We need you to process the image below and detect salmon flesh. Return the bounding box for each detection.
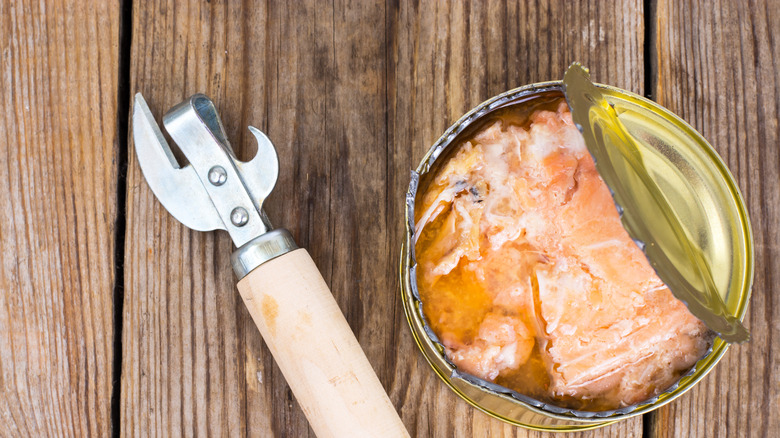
[414,98,712,411]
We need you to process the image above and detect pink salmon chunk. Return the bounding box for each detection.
[414,100,711,410]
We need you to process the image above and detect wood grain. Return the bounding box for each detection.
[123,2,249,436]
[649,0,780,437]
[387,1,645,436]
[124,0,647,437]
[0,1,121,436]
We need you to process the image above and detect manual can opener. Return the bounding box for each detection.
[133,93,409,438]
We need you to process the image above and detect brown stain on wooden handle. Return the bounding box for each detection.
[299,310,312,326]
[261,295,279,336]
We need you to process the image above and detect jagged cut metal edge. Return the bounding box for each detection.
[403,82,715,419]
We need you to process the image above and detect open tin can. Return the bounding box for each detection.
[400,81,753,431]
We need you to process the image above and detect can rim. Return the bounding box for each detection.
[401,80,753,428]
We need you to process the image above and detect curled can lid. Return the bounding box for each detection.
[562,63,749,343]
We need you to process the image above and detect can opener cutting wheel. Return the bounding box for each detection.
[132,93,409,438]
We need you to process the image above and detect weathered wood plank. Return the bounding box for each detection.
[650,0,780,437]
[125,0,397,434]
[0,1,121,436]
[387,1,646,436]
[125,0,647,436]
[124,1,252,436]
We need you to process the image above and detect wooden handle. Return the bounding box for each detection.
[237,248,409,438]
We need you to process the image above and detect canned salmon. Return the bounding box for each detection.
[401,82,753,431]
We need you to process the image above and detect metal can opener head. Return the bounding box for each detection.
[133,93,297,278]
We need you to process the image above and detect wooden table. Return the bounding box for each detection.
[1,1,777,436]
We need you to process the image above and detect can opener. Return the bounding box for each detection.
[132,93,409,437]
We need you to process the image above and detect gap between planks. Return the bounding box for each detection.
[110,0,134,437]
[641,0,657,437]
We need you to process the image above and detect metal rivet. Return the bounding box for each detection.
[208,166,227,186]
[230,207,249,227]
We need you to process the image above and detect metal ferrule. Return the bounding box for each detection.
[231,228,298,279]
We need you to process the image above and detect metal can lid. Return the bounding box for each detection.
[563,63,749,343]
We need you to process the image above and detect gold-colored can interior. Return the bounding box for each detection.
[400,82,753,431]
